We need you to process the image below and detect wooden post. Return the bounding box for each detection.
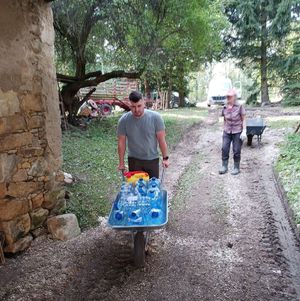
[57,82,69,131]
[164,91,168,110]
[0,232,5,264]
[295,122,300,134]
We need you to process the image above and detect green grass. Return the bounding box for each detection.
[62,117,120,229]
[276,134,300,224]
[282,106,300,112]
[171,151,228,220]
[161,108,207,149]
[62,108,207,229]
[171,153,203,209]
[267,116,300,129]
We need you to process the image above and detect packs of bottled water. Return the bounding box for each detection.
[114,177,163,225]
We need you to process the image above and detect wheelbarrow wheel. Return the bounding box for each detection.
[134,231,145,267]
[247,134,253,146]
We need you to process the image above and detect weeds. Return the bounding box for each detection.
[276,134,300,224]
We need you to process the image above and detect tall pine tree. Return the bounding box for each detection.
[224,0,293,105]
[282,41,300,106]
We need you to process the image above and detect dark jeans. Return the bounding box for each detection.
[222,132,242,163]
[128,157,159,178]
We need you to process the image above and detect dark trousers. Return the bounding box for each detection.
[222,132,242,163]
[128,157,159,178]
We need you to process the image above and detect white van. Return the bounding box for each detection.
[207,76,232,106]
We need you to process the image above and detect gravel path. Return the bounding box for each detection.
[1,109,300,301]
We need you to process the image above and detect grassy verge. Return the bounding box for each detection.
[171,151,228,220]
[171,153,203,209]
[276,133,300,224]
[267,115,299,129]
[282,106,300,112]
[160,108,207,149]
[270,115,300,224]
[62,108,207,229]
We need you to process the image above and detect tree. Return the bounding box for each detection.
[224,0,294,105]
[53,0,225,120]
[53,0,192,121]
[281,41,300,106]
[139,0,226,107]
[275,4,300,106]
[52,0,142,122]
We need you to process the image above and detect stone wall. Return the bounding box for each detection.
[0,0,64,253]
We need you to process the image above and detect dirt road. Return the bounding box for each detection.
[1,109,300,301]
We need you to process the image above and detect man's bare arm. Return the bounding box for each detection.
[118,135,126,170]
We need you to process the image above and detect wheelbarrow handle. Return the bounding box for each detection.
[120,169,125,182]
[160,167,166,189]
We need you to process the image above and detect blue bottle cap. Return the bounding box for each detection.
[131,209,141,218]
[115,211,123,220]
[147,189,156,198]
[151,209,160,218]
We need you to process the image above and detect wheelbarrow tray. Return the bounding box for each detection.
[246,118,266,136]
[108,190,168,231]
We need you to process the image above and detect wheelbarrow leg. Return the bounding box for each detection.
[247,134,253,146]
[134,231,146,267]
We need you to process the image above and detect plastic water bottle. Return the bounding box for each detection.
[149,177,160,189]
[150,208,160,218]
[137,178,147,187]
[131,216,143,224]
[121,182,127,192]
[131,209,141,218]
[117,193,126,211]
[147,188,156,199]
[149,182,160,197]
[136,182,147,196]
[115,210,124,220]
[147,188,159,208]
[118,183,127,210]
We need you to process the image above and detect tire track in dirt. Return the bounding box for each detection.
[254,137,300,296]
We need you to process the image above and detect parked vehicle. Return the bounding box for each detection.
[80,78,138,115]
[207,76,232,106]
[169,92,191,108]
[77,99,99,118]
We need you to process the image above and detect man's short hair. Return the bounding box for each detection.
[129,91,143,103]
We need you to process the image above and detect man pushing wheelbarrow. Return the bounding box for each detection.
[108,91,170,267]
[117,91,170,176]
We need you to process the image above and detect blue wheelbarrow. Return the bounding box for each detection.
[246,118,267,147]
[108,170,168,267]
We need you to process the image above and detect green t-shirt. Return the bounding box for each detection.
[117,109,165,160]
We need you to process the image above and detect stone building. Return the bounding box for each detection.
[0,0,65,253]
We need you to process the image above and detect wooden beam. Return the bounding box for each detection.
[295,122,300,134]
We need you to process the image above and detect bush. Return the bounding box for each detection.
[276,133,300,223]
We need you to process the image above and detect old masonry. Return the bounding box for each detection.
[0,0,69,253]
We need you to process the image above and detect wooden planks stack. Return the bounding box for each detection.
[80,78,139,100]
[153,91,168,110]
